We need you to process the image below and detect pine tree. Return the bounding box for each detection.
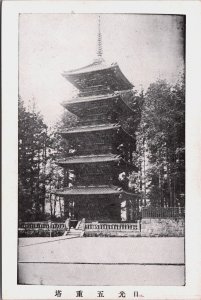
[137,76,185,208]
[18,97,49,221]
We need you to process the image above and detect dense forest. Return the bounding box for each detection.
[18,76,185,221]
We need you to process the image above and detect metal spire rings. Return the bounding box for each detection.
[97,15,103,59]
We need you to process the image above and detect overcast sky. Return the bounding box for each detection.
[19,14,185,125]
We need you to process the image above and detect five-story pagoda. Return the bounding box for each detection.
[55,17,139,224]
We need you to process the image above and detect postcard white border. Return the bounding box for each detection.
[2,1,201,299]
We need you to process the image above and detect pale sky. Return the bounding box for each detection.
[19,14,185,125]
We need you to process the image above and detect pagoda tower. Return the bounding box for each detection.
[55,17,139,224]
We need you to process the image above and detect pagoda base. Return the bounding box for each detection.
[64,195,122,223]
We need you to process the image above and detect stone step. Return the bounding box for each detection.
[68,229,84,236]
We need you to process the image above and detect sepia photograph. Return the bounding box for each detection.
[3,0,201,299]
[17,13,185,286]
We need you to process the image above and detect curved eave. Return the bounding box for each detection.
[114,65,133,90]
[61,93,117,106]
[53,185,136,197]
[62,63,133,92]
[56,154,121,166]
[54,185,123,196]
[59,123,135,142]
[63,60,110,75]
[59,123,120,135]
[115,92,136,116]
[56,156,138,171]
[61,92,135,117]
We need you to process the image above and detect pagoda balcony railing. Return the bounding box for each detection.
[85,222,140,231]
[141,207,185,219]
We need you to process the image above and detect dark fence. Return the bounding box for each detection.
[141,207,185,219]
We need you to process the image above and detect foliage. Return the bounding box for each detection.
[18,100,79,221]
[137,77,185,207]
[18,97,50,221]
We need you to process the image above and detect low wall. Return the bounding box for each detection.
[141,218,185,237]
[84,222,141,237]
[18,228,64,237]
[84,230,141,237]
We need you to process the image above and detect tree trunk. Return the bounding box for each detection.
[167,163,173,207]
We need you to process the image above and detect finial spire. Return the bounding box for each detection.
[97,15,103,59]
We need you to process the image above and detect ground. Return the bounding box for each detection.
[18,236,185,286]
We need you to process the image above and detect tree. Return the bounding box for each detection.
[18,97,49,221]
[137,76,185,207]
[41,109,79,220]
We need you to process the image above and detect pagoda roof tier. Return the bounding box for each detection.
[60,123,119,134]
[61,91,135,117]
[54,185,135,196]
[57,154,120,165]
[63,92,117,104]
[59,123,135,141]
[56,154,135,170]
[62,60,133,94]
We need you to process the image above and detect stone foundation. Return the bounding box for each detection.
[141,218,185,237]
[84,230,141,237]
